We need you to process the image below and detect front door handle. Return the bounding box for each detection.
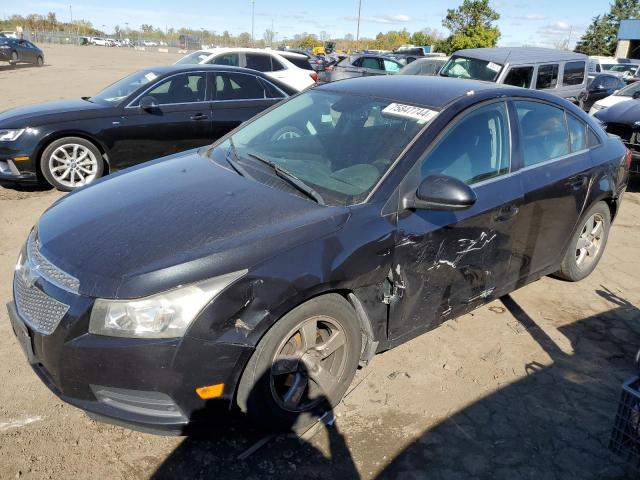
[569,176,588,190]
[190,113,208,121]
[493,204,519,222]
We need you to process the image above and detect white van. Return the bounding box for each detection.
[440,47,588,100]
[588,56,640,73]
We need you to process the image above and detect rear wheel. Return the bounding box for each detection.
[10,50,18,66]
[237,294,361,432]
[40,137,104,191]
[557,201,611,281]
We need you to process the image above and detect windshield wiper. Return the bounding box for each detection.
[224,137,252,179]
[246,152,325,205]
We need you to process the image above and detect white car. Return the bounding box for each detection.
[175,48,316,92]
[90,37,110,46]
[143,40,159,47]
[589,81,640,115]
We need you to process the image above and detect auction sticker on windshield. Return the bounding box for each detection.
[382,103,438,123]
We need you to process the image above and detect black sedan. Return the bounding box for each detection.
[0,65,295,190]
[8,76,629,434]
[0,37,44,66]
[578,73,626,111]
[595,100,640,173]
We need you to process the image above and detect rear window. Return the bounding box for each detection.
[563,61,585,86]
[283,55,313,70]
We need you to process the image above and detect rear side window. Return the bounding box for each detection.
[566,114,587,152]
[420,102,510,184]
[536,64,559,90]
[563,61,585,86]
[259,78,285,98]
[215,72,266,100]
[515,101,570,166]
[383,59,402,72]
[245,53,273,72]
[504,66,534,88]
[284,56,312,70]
[361,57,381,70]
[587,127,601,147]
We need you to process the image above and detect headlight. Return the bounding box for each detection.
[89,270,247,338]
[0,129,25,141]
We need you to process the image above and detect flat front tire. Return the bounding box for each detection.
[557,201,611,281]
[40,137,104,191]
[237,294,361,432]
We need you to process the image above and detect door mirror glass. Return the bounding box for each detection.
[403,174,477,211]
[138,95,159,112]
[633,90,640,99]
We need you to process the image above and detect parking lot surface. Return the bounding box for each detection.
[1,45,639,479]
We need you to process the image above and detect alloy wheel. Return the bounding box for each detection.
[48,143,99,188]
[575,212,605,269]
[270,315,349,412]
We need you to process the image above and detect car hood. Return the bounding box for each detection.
[35,150,350,299]
[595,98,640,123]
[595,96,629,109]
[0,98,111,128]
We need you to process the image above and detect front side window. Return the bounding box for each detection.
[420,102,510,184]
[91,70,161,105]
[146,73,206,104]
[440,56,503,81]
[562,61,585,86]
[218,90,432,205]
[515,101,570,166]
[245,53,272,72]
[383,59,402,73]
[210,53,239,67]
[504,66,534,88]
[536,64,559,89]
[215,72,266,100]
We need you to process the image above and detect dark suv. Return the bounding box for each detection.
[319,54,403,82]
[8,76,629,434]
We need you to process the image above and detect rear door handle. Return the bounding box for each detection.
[569,176,588,190]
[493,204,519,222]
[190,113,208,121]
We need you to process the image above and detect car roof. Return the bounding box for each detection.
[196,47,307,59]
[317,75,519,109]
[452,47,587,65]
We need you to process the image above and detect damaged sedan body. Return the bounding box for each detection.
[7,75,630,434]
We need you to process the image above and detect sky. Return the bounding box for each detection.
[3,0,612,48]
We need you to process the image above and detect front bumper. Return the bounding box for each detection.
[0,143,39,184]
[7,293,254,435]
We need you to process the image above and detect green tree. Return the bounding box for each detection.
[575,0,640,55]
[438,0,500,54]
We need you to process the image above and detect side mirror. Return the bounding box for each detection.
[402,174,477,211]
[633,90,640,100]
[138,95,159,112]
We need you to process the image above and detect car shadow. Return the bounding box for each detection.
[151,362,359,480]
[375,288,639,479]
[0,181,52,192]
[0,63,47,71]
[627,173,640,193]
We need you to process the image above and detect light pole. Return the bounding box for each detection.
[251,0,255,47]
[356,0,362,50]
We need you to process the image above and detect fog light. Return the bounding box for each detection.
[196,383,224,399]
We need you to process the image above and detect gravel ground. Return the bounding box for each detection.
[0,44,639,480]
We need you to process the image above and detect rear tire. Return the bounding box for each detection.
[237,294,361,432]
[40,137,104,191]
[10,50,17,67]
[556,201,610,281]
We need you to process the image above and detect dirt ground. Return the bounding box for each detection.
[1,44,639,480]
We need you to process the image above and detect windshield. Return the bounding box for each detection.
[615,81,640,97]
[609,64,636,74]
[440,56,502,81]
[211,90,434,206]
[175,50,210,65]
[90,70,160,105]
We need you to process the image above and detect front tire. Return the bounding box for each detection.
[36,56,44,66]
[40,137,104,191]
[10,50,18,67]
[557,201,611,281]
[237,294,361,432]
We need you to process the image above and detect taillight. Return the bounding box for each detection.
[310,71,318,82]
[625,148,632,169]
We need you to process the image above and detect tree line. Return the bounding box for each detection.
[575,0,640,56]
[0,0,501,54]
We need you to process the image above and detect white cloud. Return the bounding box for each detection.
[344,14,411,24]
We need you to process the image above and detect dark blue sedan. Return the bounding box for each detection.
[8,76,630,434]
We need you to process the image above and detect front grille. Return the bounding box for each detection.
[27,233,80,293]
[14,271,69,335]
